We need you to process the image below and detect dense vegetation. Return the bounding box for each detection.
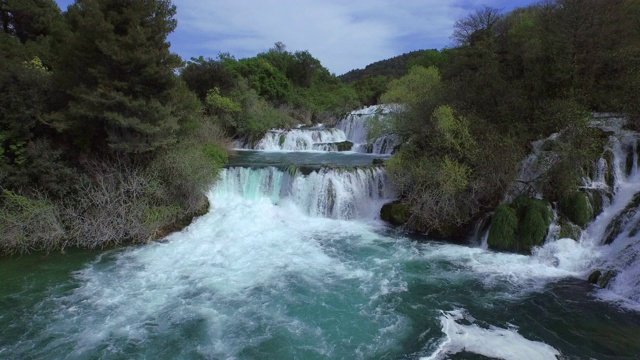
[339,49,449,106]
[377,0,640,240]
[0,1,355,254]
[180,43,359,143]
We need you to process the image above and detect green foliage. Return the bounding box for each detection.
[513,196,553,251]
[181,56,236,101]
[381,66,441,106]
[364,114,392,142]
[380,201,412,226]
[203,143,228,165]
[432,105,475,156]
[437,157,471,195]
[488,197,552,253]
[487,204,518,251]
[0,190,65,254]
[558,218,582,240]
[205,87,242,115]
[340,49,443,84]
[53,0,187,155]
[559,191,594,228]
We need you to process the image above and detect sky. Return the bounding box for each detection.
[54,0,534,75]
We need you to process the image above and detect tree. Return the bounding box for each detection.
[0,0,61,44]
[53,0,188,155]
[452,5,502,46]
[181,56,236,101]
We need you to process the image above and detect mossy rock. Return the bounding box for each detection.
[558,218,582,240]
[585,189,605,219]
[603,193,640,244]
[488,196,553,253]
[279,135,286,146]
[598,270,616,288]
[588,270,602,284]
[335,141,354,152]
[559,191,593,228]
[603,150,615,188]
[372,158,385,165]
[380,200,411,226]
[513,196,554,250]
[487,204,518,251]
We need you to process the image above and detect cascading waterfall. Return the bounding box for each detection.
[248,128,349,151]
[215,166,394,219]
[335,104,400,155]
[579,127,640,304]
[4,113,640,360]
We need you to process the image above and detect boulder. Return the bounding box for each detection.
[380,200,411,226]
[559,191,594,228]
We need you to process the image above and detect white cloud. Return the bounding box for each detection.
[170,0,528,74]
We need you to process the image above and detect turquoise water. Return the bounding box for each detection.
[1,153,639,359]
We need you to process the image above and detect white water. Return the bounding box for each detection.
[511,126,640,307]
[422,309,560,360]
[6,115,640,358]
[216,166,394,219]
[247,128,348,151]
[335,104,401,155]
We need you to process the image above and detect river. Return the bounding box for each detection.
[1,108,639,359]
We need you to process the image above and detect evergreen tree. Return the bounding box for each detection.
[53,0,188,155]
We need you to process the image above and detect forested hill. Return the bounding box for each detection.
[338,49,446,83]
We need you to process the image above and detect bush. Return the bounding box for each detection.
[0,190,66,254]
[559,191,593,228]
[487,204,518,251]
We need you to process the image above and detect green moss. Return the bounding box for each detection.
[487,204,518,251]
[380,200,411,226]
[559,191,593,228]
[286,165,299,176]
[604,193,640,244]
[335,141,354,152]
[588,270,602,284]
[598,270,616,288]
[279,134,286,146]
[603,150,615,188]
[518,206,549,250]
[558,218,582,240]
[585,190,605,218]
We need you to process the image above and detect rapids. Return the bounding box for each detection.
[1,114,640,359]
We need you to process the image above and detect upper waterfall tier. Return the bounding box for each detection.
[335,104,401,155]
[238,128,348,151]
[213,166,395,220]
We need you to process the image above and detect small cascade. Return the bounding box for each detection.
[579,129,640,302]
[336,104,401,155]
[214,166,394,220]
[239,128,348,151]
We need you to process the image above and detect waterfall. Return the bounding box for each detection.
[579,128,640,303]
[214,166,395,220]
[335,104,401,155]
[238,128,348,151]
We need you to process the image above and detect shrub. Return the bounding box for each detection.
[559,191,593,228]
[0,190,66,254]
[487,204,518,251]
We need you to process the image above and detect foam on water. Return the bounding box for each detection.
[20,193,412,358]
[216,166,394,219]
[421,309,560,360]
[243,128,348,151]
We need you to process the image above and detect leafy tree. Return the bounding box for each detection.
[181,56,237,101]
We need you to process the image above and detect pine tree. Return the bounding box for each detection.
[54,0,188,155]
